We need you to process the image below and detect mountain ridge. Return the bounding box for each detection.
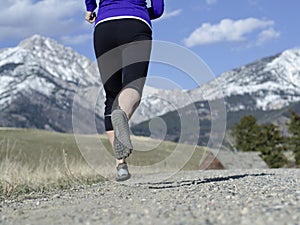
[1,35,300,137]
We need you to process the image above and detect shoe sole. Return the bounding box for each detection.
[116,163,131,182]
[115,173,131,182]
[111,109,133,159]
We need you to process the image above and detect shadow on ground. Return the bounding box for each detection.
[136,173,275,189]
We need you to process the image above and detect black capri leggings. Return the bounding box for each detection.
[94,19,152,131]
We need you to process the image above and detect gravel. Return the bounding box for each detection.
[1,169,299,225]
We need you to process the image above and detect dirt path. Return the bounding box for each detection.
[1,169,299,225]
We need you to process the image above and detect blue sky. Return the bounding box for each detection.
[1,0,299,89]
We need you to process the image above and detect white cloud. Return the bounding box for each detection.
[0,0,86,42]
[159,9,182,20]
[206,0,218,5]
[154,0,182,21]
[257,28,280,45]
[184,17,279,47]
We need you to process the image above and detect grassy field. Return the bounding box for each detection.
[0,128,207,197]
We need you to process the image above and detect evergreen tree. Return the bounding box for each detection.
[257,124,287,168]
[288,111,300,165]
[232,115,260,152]
[233,115,287,168]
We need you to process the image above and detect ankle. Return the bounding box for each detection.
[116,158,125,166]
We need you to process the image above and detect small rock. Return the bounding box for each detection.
[53,194,61,199]
[240,207,249,215]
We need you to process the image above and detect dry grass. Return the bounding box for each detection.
[0,128,207,197]
[0,129,106,197]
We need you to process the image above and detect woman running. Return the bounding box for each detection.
[85,0,164,181]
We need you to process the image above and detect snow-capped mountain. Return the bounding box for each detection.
[191,49,300,111]
[132,48,300,144]
[133,48,300,126]
[133,48,300,128]
[0,35,186,131]
[0,35,105,132]
[1,35,300,134]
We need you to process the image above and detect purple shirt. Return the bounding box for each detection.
[85,0,164,27]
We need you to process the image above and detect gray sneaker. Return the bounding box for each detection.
[116,162,131,182]
[111,109,133,159]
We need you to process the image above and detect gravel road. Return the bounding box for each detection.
[1,169,299,225]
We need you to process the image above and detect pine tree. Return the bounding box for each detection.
[233,115,287,168]
[288,111,300,165]
[232,115,260,152]
[257,124,287,168]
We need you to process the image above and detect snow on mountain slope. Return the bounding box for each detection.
[0,35,105,132]
[0,35,101,108]
[191,48,300,111]
[1,35,300,132]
